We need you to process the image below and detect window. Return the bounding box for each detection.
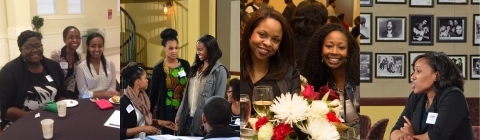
[67,0,82,14]
[37,0,55,15]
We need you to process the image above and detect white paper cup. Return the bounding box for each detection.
[57,101,67,117]
[41,119,54,139]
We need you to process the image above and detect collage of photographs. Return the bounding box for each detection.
[0,0,478,140]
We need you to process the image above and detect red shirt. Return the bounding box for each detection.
[342,22,350,31]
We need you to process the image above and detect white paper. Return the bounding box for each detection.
[35,113,40,118]
[426,112,438,124]
[60,62,68,69]
[104,110,120,129]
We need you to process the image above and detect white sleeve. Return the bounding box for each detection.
[245,6,254,13]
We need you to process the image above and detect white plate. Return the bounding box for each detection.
[63,100,78,107]
[109,98,120,104]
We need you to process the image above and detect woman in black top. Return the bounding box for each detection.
[120,62,177,139]
[390,52,473,140]
[148,28,190,135]
[0,30,67,130]
[226,78,240,132]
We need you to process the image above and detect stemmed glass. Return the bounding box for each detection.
[251,86,274,117]
[240,94,251,129]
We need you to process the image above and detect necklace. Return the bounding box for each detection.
[331,82,345,94]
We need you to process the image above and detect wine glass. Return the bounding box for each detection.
[240,94,251,129]
[252,86,274,117]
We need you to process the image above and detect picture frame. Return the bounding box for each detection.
[360,52,373,82]
[361,0,373,7]
[473,0,480,4]
[438,0,468,4]
[448,55,467,79]
[409,15,434,45]
[409,0,434,7]
[470,55,480,80]
[360,13,373,45]
[408,51,429,83]
[474,14,480,46]
[376,0,407,4]
[375,53,406,78]
[376,16,407,42]
[436,17,467,42]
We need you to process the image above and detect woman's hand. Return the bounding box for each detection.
[400,116,414,135]
[103,91,120,98]
[142,126,159,134]
[396,132,414,140]
[161,120,178,131]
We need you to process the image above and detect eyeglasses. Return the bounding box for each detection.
[22,44,43,52]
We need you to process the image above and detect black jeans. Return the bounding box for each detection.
[181,116,204,137]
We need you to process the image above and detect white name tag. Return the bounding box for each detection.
[178,70,186,77]
[45,75,54,82]
[426,112,438,124]
[234,118,240,125]
[126,104,134,113]
[60,62,68,69]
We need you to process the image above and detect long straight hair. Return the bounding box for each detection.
[189,34,222,78]
[86,33,108,77]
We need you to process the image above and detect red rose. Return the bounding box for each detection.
[272,123,292,140]
[318,84,340,100]
[255,116,269,131]
[301,84,317,100]
[326,111,341,123]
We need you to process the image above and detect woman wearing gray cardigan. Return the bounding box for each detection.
[175,34,230,136]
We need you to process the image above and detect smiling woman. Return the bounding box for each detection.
[240,8,300,116]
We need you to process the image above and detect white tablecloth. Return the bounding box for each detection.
[127,134,203,140]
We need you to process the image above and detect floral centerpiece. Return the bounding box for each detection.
[248,75,353,140]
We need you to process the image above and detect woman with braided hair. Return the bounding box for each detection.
[149,28,190,135]
[120,62,177,139]
[75,33,119,99]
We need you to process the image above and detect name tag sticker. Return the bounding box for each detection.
[126,104,134,113]
[60,62,68,69]
[46,75,54,82]
[178,70,186,77]
[426,112,438,124]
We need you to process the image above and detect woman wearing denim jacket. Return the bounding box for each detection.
[175,34,230,137]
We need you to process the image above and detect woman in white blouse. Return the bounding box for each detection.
[76,33,119,99]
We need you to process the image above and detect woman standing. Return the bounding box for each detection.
[301,23,360,138]
[240,8,300,115]
[175,34,229,136]
[76,33,119,99]
[51,26,82,99]
[149,28,190,135]
[120,62,177,139]
[0,30,67,130]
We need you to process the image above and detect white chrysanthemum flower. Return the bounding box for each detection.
[298,118,340,140]
[270,92,309,126]
[308,100,330,119]
[257,122,274,140]
[328,99,340,107]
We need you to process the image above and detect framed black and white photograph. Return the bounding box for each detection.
[438,0,467,4]
[474,14,480,46]
[376,0,407,4]
[473,0,480,4]
[437,17,467,42]
[409,0,434,7]
[376,17,406,42]
[376,53,406,78]
[360,13,372,45]
[409,15,434,45]
[361,0,373,7]
[408,51,429,83]
[470,55,480,80]
[360,52,373,82]
[448,55,467,79]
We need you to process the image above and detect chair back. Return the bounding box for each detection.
[473,126,479,140]
[360,114,372,139]
[366,118,389,140]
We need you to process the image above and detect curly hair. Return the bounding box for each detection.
[301,23,360,91]
[17,30,41,49]
[289,0,328,37]
[241,8,295,80]
[120,62,145,87]
[412,52,464,93]
[160,28,178,47]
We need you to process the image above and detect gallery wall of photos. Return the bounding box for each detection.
[359,0,479,97]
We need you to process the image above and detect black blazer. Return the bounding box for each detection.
[120,95,138,140]
[282,2,296,23]
[391,86,473,140]
[148,59,190,120]
[0,55,67,129]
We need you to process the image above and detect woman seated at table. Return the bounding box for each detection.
[175,34,229,137]
[0,30,67,130]
[50,26,83,99]
[226,78,240,132]
[390,52,473,140]
[75,33,119,99]
[239,8,300,115]
[120,62,178,139]
[301,23,360,138]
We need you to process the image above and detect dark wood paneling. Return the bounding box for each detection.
[361,97,408,106]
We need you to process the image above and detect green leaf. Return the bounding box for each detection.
[179,78,186,85]
[172,99,180,107]
[171,69,179,77]
[167,90,173,97]
[165,99,171,105]
[321,90,330,101]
